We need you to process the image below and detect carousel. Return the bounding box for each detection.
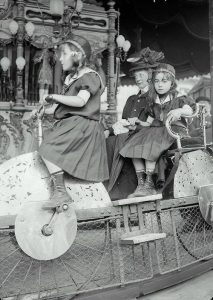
[0,0,213,299]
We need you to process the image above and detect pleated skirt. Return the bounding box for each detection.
[39,116,109,182]
[120,126,182,162]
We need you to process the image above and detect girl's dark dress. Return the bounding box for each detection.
[120,95,194,161]
[39,71,109,182]
[105,91,152,199]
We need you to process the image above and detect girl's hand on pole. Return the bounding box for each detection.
[167,109,182,122]
[44,94,58,104]
[128,117,138,126]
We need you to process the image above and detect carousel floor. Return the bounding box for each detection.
[140,270,213,299]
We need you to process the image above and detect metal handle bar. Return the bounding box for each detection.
[165,103,202,150]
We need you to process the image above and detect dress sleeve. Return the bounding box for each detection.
[177,95,195,110]
[122,96,133,119]
[75,73,101,95]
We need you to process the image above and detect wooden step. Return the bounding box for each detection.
[120,232,166,245]
[113,193,162,206]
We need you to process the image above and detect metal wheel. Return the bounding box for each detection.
[0,218,115,299]
[176,206,213,260]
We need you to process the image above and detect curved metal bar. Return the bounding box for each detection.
[165,104,201,150]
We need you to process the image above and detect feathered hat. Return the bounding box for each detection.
[129,47,165,73]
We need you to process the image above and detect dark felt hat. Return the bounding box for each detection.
[129,47,165,74]
[62,34,91,59]
[154,63,176,78]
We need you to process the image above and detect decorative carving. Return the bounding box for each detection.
[9,113,24,150]
[84,0,103,6]
[0,0,12,20]
[0,115,11,163]
[72,16,107,27]
[26,9,53,21]
[100,111,117,129]
[107,1,117,115]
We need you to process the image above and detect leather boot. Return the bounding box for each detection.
[128,171,146,198]
[42,171,73,209]
[139,172,157,197]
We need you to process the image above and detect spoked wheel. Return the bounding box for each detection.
[0,217,115,299]
[176,205,213,260]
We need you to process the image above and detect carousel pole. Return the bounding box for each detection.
[209,0,213,141]
[106,1,118,126]
[14,0,25,110]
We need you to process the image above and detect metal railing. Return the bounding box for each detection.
[0,198,212,299]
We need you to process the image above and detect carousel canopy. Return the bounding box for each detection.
[102,0,209,80]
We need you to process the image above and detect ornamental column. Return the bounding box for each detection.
[106,1,117,126]
[14,0,25,110]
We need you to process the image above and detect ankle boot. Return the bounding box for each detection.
[139,172,157,197]
[43,171,72,209]
[128,171,146,198]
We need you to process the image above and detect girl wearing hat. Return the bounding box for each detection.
[38,35,109,208]
[105,48,165,200]
[120,63,194,197]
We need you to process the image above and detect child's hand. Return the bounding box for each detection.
[128,125,137,131]
[104,130,110,138]
[135,120,151,127]
[167,109,182,122]
[39,94,49,106]
[128,117,138,126]
[44,94,54,103]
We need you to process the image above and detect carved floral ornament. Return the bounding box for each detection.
[0,0,84,47]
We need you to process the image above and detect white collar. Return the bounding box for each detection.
[155,94,171,104]
[140,85,149,94]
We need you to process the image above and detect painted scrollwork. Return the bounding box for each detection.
[9,112,24,150]
[0,112,27,163]
[0,115,11,163]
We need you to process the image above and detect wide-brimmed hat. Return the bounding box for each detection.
[154,63,175,78]
[129,47,165,74]
[62,34,91,59]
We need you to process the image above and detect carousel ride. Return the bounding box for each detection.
[1,1,213,300]
[1,103,213,300]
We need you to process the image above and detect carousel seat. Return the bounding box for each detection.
[167,136,205,156]
[165,103,208,156]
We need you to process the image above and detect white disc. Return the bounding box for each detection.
[15,202,77,260]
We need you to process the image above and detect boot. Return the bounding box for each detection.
[42,171,73,209]
[128,171,146,198]
[139,172,157,197]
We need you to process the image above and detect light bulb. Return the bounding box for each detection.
[116,35,125,48]
[123,40,131,52]
[25,21,35,37]
[9,20,19,35]
[50,0,64,16]
[0,57,11,72]
[16,57,26,71]
[76,0,83,13]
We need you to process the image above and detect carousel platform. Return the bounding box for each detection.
[140,269,213,300]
